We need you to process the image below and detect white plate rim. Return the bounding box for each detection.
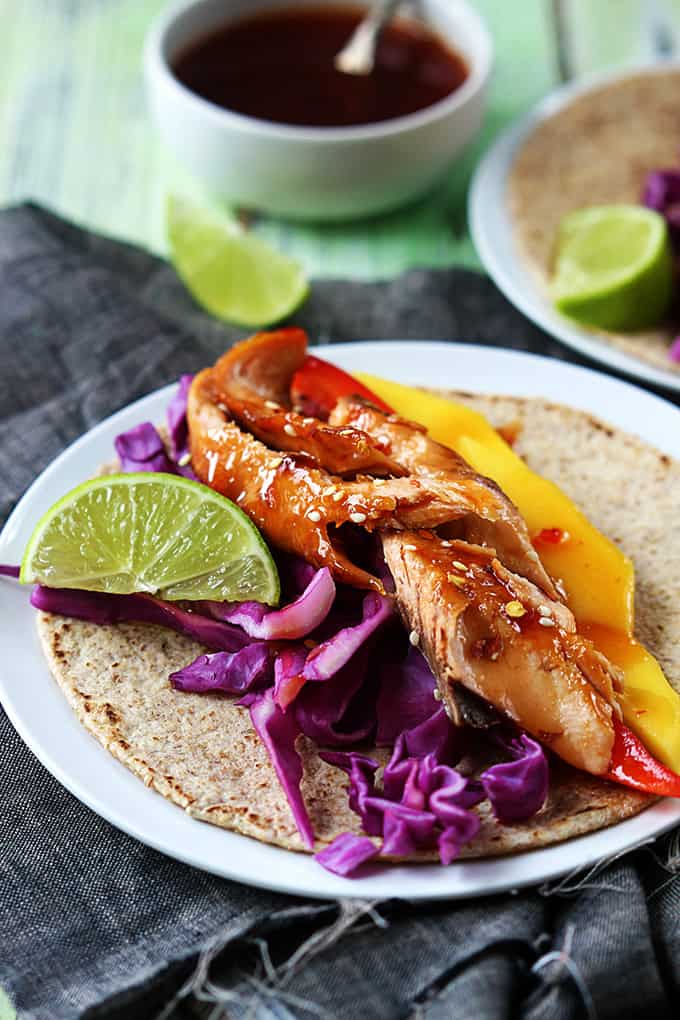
[1,340,679,902]
[469,61,680,394]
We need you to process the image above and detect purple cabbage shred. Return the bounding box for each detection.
[318,709,482,865]
[319,751,380,832]
[114,422,175,474]
[294,648,376,746]
[170,644,273,694]
[315,833,380,877]
[480,733,549,823]
[273,645,308,710]
[438,813,482,866]
[248,689,314,849]
[30,586,247,652]
[166,374,194,460]
[642,169,680,361]
[303,591,393,682]
[376,646,438,745]
[114,375,198,479]
[203,567,336,640]
[642,169,680,248]
[0,565,20,578]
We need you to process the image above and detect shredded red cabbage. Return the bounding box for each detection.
[114,422,176,474]
[166,374,194,459]
[642,170,680,362]
[315,833,380,876]
[273,646,308,710]
[276,553,318,599]
[302,592,393,682]
[30,586,247,652]
[320,751,379,830]
[400,706,455,760]
[294,648,376,747]
[248,688,314,849]
[0,565,20,578]
[317,710,485,870]
[115,376,198,479]
[643,169,680,248]
[202,567,336,640]
[381,813,417,856]
[170,644,273,694]
[480,733,548,822]
[438,813,482,865]
[376,646,438,745]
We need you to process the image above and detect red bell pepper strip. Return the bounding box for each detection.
[290,355,393,419]
[604,717,680,797]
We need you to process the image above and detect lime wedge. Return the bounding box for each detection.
[167,195,308,328]
[552,205,673,331]
[20,473,280,605]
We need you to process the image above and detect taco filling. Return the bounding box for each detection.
[20,329,680,876]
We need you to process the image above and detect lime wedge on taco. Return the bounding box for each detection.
[20,473,280,605]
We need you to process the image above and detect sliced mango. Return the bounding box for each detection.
[357,372,680,771]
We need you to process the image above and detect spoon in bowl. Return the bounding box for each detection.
[334,0,404,75]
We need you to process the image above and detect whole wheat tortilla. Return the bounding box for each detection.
[37,392,678,859]
[507,70,680,374]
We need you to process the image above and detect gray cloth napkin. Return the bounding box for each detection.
[1,203,679,1020]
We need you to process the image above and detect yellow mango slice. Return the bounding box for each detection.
[357,373,680,770]
[358,373,633,629]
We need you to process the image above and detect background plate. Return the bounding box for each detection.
[469,66,680,394]
[1,341,680,901]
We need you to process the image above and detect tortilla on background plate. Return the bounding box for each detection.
[508,70,680,374]
[36,390,680,860]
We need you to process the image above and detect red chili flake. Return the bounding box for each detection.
[533,527,569,547]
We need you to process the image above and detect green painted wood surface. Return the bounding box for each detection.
[0,1,557,278]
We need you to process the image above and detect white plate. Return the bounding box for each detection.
[1,341,679,901]
[469,65,680,394]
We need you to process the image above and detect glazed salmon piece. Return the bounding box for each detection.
[330,397,558,598]
[381,531,620,774]
[188,368,508,590]
[210,329,405,477]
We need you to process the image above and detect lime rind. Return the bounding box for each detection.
[167,195,309,328]
[21,472,280,606]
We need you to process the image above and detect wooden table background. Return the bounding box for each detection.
[0,0,559,278]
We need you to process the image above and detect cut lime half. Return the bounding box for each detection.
[167,195,309,328]
[551,205,673,331]
[20,473,280,605]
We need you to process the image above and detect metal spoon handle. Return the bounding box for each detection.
[334,0,403,76]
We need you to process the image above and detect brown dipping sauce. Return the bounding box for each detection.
[172,4,468,128]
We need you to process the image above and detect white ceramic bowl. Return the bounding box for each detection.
[144,0,493,221]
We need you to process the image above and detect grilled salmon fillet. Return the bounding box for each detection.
[381,531,621,773]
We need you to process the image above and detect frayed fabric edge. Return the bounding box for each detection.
[154,899,388,1020]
